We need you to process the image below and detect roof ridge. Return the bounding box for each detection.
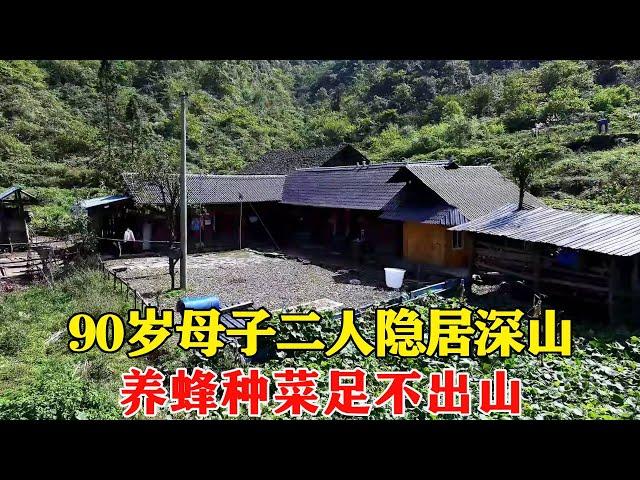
[123,172,285,179]
[406,163,494,168]
[294,161,406,172]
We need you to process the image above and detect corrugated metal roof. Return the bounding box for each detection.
[380,203,468,225]
[282,163,405,211]
[79,194,131,209]
[401,163,545,220]
[450,204,640,257]
[0,186,37,202]
[122,173,285,205]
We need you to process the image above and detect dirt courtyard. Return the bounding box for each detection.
[104,249,405,311]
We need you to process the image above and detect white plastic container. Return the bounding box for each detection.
[384,267,406,289]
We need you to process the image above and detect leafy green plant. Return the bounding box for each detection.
[591,85,634,113]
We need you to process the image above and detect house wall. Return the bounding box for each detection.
[469,233,639,324]
[0,206,28,244]
[402,222,471,267]
[281,205,402,260]
[89,201,288,254]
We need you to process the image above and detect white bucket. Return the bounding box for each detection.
[384,267,406,289]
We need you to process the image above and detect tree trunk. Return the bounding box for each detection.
[518,181,525,210]
[105,93,112,162]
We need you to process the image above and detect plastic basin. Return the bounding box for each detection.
[384,267,406,289]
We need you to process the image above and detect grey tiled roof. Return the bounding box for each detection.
[380,203,468,226]
[122,173,285,205]
[402,163,545,220]
[281,163,405,211]
[450,204,640,256]
[243,143,368,175]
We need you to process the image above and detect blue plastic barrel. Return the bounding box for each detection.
[176,296,221,316]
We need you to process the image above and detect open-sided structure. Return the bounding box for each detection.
[0,186,37,246]
[450,204,640,323]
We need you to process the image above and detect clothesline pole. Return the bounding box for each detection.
[239,196,243,250]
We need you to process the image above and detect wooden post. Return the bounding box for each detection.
[239,195,243,250]
[632,255,640,325]
[467,233,475,273]
[179,92,188,290]
[533,248,542,292]
[608,256,617,324]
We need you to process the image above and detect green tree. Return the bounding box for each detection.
[511,148,540,210]
[542,86,589,120]
[125,94,142,159]
[441,99,464,121]
[591,85,633,113]
[464,83,493,117]
[129,140,180,241]
[97,60,117,163]
[538,60,593,93]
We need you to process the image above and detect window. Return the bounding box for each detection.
[452,231,464,250]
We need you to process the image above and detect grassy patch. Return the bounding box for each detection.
[0,268,139,419]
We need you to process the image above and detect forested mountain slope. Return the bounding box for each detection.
[1,60,640,234]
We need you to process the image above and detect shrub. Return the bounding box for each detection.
[503,102,538,132]
[538,60,593,93]
[444,115,474,147]
[441,99,464,120]
[542,87,590,120]
[480,120,506,137]
[591,85,634,113]
[309,111,356,144]
[464,83,494,117]
[0,360,121,420]
[497,72,539,113]
[415,123,449,152]
[367,124,416,161]
[0,325,28,355]
[426,94,460,123]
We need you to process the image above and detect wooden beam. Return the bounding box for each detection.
[476,261,609,293]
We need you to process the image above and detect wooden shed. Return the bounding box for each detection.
[0,186,37,247]
[450,204,640,324]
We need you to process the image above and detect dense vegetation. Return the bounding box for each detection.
[2,60,639,420]
[0,268,138,419]
[2,60,640,234]
[1,271,638,419]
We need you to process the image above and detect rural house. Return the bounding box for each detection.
[385,161,544,269]
[0,186,37,248]
[243,143,369,175]
[281,162,406,261]
[80,174,286,253]
[122,173,286,251]
[79,146,545,277]
[279,159,544,272]
[450,204,640,323]
[77,194,134,245]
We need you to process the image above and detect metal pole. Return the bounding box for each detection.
[179,92,188,289]
[239,195,243,250]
